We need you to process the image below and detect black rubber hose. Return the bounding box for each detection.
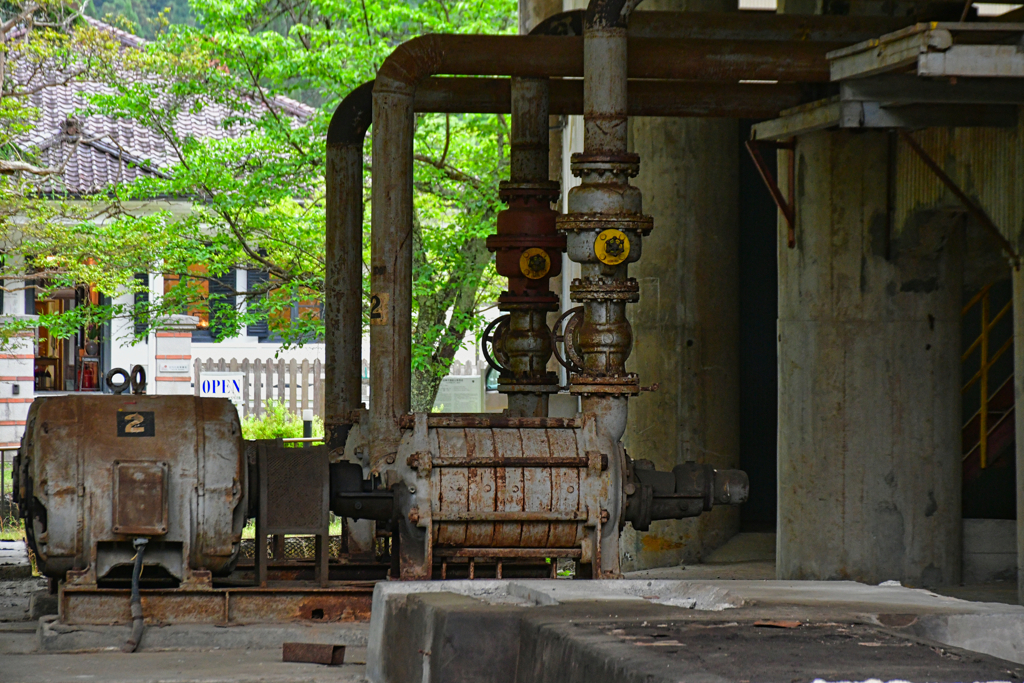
[123,538,148,653]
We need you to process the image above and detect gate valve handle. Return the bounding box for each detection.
[551,306,585,374]
[481,315,512,372]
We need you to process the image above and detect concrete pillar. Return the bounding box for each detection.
[777,130,962,587]
[618,0,741,571]
[154,315,197,395]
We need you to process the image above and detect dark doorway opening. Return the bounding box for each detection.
[737,120,779,532]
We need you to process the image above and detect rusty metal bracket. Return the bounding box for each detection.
[898,130,1020,269]
[745,139,796,248]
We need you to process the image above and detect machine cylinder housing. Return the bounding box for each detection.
[15,395,246,585]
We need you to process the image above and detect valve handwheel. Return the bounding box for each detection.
[481,315,512,372]
[551,306,585,374]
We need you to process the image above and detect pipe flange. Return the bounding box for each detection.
[486,234,566,251]
[498,181,561,203]
[497,296,561,312]
[570,152,639,178]
[497,375,561,394]
[569,374,640,396]
[555,213,653,237]
[570,277,640,303]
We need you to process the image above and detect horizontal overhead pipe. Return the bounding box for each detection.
[413,78,821,119]
[347,34,838,84]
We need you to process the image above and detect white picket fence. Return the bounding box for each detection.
[192,357,489,418]
[192,357,326,418]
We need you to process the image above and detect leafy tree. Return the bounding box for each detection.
[2,0,515,410]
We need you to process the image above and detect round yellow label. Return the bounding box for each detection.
[595,229,630,265]
[519,248,552,280]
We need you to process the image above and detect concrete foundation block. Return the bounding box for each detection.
[368,579,1024,683]
[379,592,523,683]
[28,590,57,620]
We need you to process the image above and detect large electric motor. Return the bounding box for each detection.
[14,395,247,585]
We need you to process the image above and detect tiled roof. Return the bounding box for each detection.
[20,18,314,195]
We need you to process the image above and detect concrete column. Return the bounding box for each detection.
[619,0,741,571]
[777,130,962,586]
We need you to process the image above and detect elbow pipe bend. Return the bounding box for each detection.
[326,80,375,148]
[325,10,584,150]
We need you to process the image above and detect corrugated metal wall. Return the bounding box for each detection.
[894,115,1024,245]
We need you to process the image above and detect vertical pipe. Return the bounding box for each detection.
[493,78,563,418]
[324,81,374,457]
[558,0,648,576]
[369,84,415,468]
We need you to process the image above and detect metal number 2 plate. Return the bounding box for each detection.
[117,410,155,437]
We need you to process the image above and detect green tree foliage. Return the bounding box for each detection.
[2,0,515,410]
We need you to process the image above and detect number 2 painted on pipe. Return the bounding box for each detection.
[370,293,389,325]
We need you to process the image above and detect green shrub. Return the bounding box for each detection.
[241,400,324,444]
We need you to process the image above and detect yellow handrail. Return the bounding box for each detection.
[961,285,1013,469]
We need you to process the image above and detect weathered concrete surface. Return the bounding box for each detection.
[627,561,776,580]
[778,130,963,587]
[0,647,368,683]
[620,0,740,573]
[367,579,1024,683]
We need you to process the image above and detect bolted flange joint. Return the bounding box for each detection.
[569,374,640,396]
[570,277,640,304]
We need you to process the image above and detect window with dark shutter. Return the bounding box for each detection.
[24,255,37,315]
[24,278,35,315]
[247,268,269,339]
[208,269,235,340]
[133,273,149,337]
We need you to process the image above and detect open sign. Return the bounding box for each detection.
[199,371,245,412]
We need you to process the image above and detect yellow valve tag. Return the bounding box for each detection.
[595,229,630,265]
[520,248,552,280]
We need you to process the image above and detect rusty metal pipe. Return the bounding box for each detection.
[496,77,561,418]
[323,82,372,456]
